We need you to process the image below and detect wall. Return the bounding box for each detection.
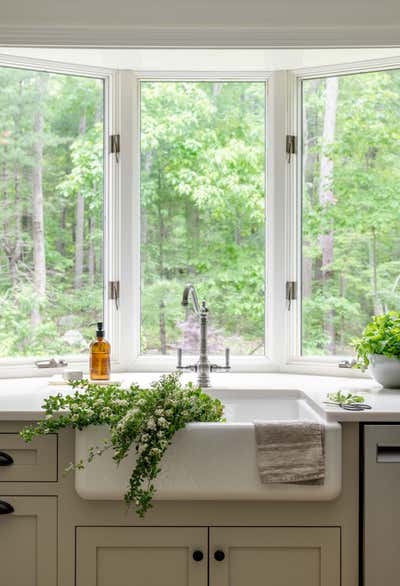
[0,0,399,47]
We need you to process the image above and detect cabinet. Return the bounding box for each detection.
[76,526,340,586]
[0,433,57,482]
[210,527,340,586]
[364,424,400,585]
[76,526,208,586]
[0,496,57,586]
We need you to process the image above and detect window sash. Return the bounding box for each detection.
[287,57,400,374]
[0,54,116,378]
[0,54,399,378]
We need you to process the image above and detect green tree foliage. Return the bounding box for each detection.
[2,68,400,361]
[302,70,400,355]
[0,68,103,357]
[140,82,266,355]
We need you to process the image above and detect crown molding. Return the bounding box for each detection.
[0,25,399,48]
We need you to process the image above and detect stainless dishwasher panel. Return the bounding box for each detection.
[364,424,400,585]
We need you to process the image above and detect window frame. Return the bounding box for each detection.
[124,70,276,373]
[286,56,400,376]
[0,53,119,378]
[0,54,399,378]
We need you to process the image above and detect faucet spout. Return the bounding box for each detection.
[181,284,201,314]
[178,284,230,387]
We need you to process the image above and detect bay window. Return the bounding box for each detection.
[0,53,399,376]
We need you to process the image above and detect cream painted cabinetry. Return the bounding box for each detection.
[76,526,208,586]
[76,525,340,586]
[0,496,57,586]
[210,527,340,586]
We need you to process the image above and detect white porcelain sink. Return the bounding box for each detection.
[75,389,341,501]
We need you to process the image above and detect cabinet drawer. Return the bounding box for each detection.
[0,496,57,586]
[0,433,57,482]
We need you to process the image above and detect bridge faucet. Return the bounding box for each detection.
[177,284,230,388]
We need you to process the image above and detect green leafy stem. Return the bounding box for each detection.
[20,372,225,517]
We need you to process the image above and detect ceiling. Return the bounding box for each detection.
[0,48,400,71]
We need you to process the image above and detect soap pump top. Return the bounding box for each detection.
[90,321,111,381]
[96,322,105,338]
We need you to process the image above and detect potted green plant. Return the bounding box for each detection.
[353,311,400,388]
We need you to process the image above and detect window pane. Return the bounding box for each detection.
[301,70,400,356]
[0,67,104,358]
[140,81,266,355]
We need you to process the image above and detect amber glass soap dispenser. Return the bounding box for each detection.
[90,322,111,381]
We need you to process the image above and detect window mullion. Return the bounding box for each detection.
[266,71,291,365]
[113,70,140,370]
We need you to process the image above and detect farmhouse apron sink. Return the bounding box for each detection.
[75,388,341,501]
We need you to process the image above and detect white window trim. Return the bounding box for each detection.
[0,54,399,378]
[120,70,281,374]
[284,56,400,378]
[0,53,119,378]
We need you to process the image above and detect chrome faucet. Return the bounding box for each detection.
[177,284,230,388]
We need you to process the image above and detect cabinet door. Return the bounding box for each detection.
[0,496,57,586]
[210,527,340,586]
[76,526,208,586]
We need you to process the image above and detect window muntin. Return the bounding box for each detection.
[301,69,400,357]
[139,81,266,356]
[0,66,104,359]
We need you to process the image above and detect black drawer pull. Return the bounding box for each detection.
[0,451,14,466]
[214,550,225,561]
[192,550,204,562]
[377,445,400,463]
[0,500,14,515]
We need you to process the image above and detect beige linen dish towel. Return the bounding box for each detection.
[254,421,325,485]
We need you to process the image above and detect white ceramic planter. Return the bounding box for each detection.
[368,354,400,389]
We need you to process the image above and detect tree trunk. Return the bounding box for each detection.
[318,77,338,354]
[31,74,48,327]
[159,300,167,354]
[157,172,165,278]
[369,228,383,316]
[57,206,67,256]
[302,81,317,299]
[74,113,87,290]
[10,160,23,286]
[88,216,96,285]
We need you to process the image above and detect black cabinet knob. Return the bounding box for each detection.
[214,550,225,561]
[192,550,204,562]
[0,451,14,466]
[0,500,14,515]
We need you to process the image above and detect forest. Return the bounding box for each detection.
[0,67,103,357]
[0,67,399,359]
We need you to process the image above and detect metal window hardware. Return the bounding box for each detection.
[35,358,68,369]
[338,359,357,369]
[286,281,297,311]
[110,134,120,163]
[108,280,120,310]
[286,135,297,163]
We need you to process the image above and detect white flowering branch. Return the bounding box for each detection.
[20,373,224,517]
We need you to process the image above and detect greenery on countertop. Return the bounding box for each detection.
[20,373,224,517]
[353,311,400,369]
[326,391,365,405]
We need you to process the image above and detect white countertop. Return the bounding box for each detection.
[0,371,399,422]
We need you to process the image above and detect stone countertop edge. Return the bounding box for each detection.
[0,371,399,422]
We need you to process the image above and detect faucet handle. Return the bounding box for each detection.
[177,348,183,368]
[210,348,231,372]
[225,347,230,369]
[176,348,197,372]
